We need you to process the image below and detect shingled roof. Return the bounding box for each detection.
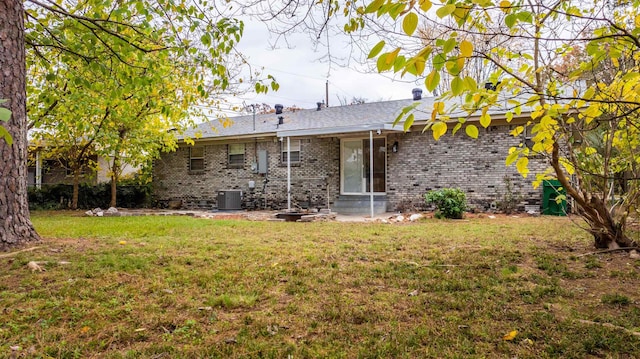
[183,93,534,141]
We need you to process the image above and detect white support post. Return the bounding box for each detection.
[369,130,374,218]
[287,136,291,211]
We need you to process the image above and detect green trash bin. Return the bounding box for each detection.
[542,180,567,216]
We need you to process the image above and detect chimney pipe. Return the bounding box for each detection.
[275,104,283,114]
[412,88,423,100]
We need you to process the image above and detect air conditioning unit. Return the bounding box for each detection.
[217,190,243,210]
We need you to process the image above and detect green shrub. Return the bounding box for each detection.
[425,188,467,219]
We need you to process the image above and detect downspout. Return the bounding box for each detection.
[369,130,374,218]
[287,136,291,211]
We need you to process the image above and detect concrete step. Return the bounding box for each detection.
[333,195,387,215]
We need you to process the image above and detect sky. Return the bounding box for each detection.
[218,19,423,117]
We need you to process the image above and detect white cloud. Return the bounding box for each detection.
[228,20,423,112]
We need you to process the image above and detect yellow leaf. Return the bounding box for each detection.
[516,157,529,178]
[479,113,491,128]
[386,48,401,65]
[432,121,447,141]
[499,0,511,12]
[459,40,473,57]
[636,14,640,27]
[510,125,523,137]
[81,326,91,334]
[119,241,127,245]
[465,124,479,138]
[419,0,432,12]
[503,330,518,341]
[433,101,445,114]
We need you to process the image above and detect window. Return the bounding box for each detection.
[281,139,301,163]
[190,146,204,171]
[228,143,245,167]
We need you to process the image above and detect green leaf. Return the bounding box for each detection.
[517,11,533,23]
[368,40,386,59]
[404,113,415,131]
[452,122,462,135]
[425,70,440,93]
[432,53,447,70]
[402,12,419,36]
[465,124,479,138]
[436,4,456,18]
[0,107,11,122]
[432,121,447,140]
[451,76,464,95]
[442,38,457,53]
[365,0,385,13]
[0,125,12,145]
[505,13,517,28]
[462,76,477,90]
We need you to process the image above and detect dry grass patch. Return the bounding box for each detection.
[0,213,639,358]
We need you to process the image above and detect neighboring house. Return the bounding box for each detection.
[153,89,546,214]
[27,147,139,187]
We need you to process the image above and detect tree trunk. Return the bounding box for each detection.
[0,0,41,250]
[110,173,117,208]
[551,142,636,250]
[109,152,121,208]
[71,170,80,210]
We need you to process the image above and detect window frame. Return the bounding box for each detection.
[281,139,301,164]
[189,146,205,172]
[228,143,245,168]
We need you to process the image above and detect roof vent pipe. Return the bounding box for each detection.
[317,102,322,111]
[412,88,423,100]
[278,116,284,125]
[275,104,284,114]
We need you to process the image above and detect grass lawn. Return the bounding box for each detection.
[1,212,640,358]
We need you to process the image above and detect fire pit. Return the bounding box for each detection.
[275,212,307,222]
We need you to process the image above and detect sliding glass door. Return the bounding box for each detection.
[341,138,386,194]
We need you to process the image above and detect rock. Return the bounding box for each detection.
[527,210,540,217]
[106,207,118,213]
[630,250,640,259]
[488,215,496,219]
[92,207,102,214]
[96,211,104,217]
[84,210,93,217]
[27,261,45,272]
[168,200,182,210]
[409,213,423,222]
[396,215,405,222]
[408,289,418,296]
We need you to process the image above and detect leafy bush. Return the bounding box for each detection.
[28,182,152,210]
[425,188,467,219]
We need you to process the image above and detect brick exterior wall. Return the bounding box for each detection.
[153,124,547,212]
[386,125,547,212]
[153,138,341,210]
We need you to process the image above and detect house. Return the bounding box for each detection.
[27,147,139,187]
[152,89,546,214]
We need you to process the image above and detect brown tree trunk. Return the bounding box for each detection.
[71,170,80,210]
[110,173,117,208]
[109,152,121,208]
[0,0,41,250]
[551,142,635,250]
